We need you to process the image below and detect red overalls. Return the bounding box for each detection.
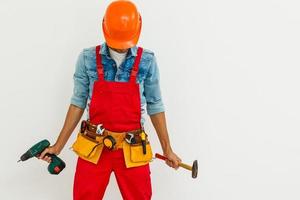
[73,45,152,200]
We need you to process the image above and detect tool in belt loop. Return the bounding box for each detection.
[103,135,117,150]
[140,125,147,155]
[96,124,105,135]
[125,132,136,144]
[80,120,87,133]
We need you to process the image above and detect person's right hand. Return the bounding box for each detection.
[37,145,61,163]
[164,150,182,170]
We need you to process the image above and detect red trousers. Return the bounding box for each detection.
[73,148,152,200]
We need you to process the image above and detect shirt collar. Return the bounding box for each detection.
[100,42,137,58]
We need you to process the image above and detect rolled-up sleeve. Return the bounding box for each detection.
[144,55,165,115]
[70,50,89,109]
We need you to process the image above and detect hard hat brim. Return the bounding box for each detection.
[103,32,140,49]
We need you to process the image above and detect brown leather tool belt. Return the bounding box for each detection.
[80,120,145,145]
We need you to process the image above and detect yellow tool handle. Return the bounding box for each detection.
[140,132,146,140]
[179,162,193,171]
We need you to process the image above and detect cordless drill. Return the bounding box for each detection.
[18,139,66,175]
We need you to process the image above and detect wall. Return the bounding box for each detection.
[0,0,300,199]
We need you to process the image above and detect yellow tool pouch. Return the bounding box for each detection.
[123,140,153,168]
[71,133,103,164]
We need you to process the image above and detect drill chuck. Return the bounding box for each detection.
[20,151,32,162]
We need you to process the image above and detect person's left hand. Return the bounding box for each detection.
[164,150,182,170]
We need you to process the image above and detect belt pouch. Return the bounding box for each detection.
[123,139,153,168]
[71,133,103,164]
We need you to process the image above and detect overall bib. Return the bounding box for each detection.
[73,45,152,200]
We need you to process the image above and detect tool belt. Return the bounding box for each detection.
[71,120,153,167]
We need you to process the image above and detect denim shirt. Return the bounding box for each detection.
[70,43,165,124]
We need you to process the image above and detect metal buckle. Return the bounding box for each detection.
[96,124,105,135]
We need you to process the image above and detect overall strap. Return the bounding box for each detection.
[129,47,143,83]
[95,45,105,81]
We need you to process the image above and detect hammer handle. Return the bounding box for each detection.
[155,153,167,160]
[179,162,192,171]
[155,153,193,171]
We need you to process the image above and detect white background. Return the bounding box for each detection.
[1,0,300,199]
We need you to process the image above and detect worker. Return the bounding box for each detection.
[38,0,181,199]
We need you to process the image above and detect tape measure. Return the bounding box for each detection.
[103,135,116,150]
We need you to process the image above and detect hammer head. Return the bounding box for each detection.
[192,160,198,179]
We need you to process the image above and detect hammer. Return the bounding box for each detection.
[155,153,198,179]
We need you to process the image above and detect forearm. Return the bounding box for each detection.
[54,104,84,153]
[150,112,173,154]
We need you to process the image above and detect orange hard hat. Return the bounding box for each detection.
[102,0,142,49]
